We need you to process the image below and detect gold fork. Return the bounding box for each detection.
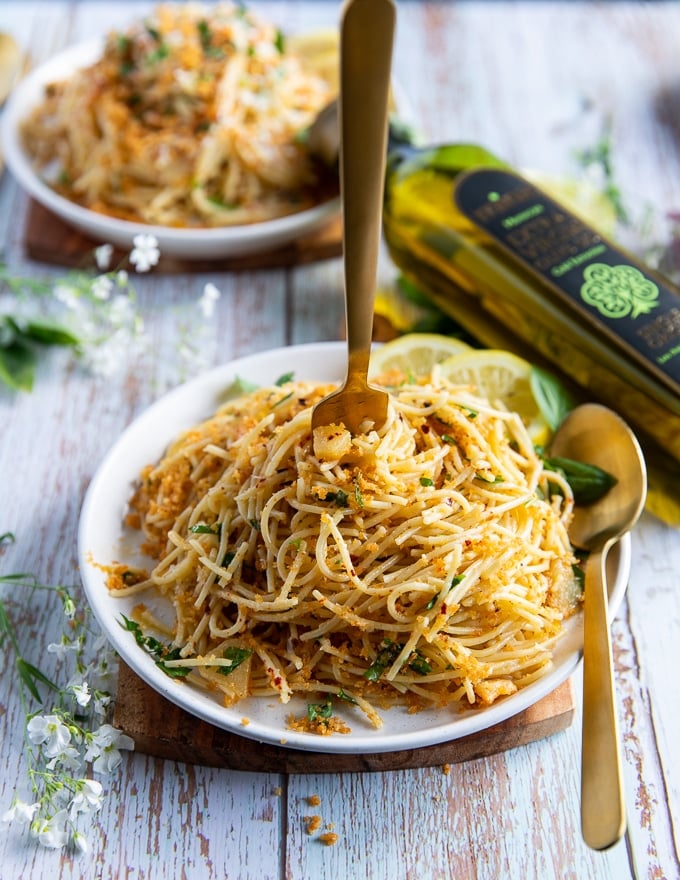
[311,0,395,441]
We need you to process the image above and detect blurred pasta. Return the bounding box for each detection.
[21,3,336,227]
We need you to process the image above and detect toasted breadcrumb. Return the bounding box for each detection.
[304,815,322,835]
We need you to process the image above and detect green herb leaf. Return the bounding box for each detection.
[543,455,617,504]
[275,371,294,386]
[10,317,80,347]
[274,29,285,54]
[119,615,190,678]
[336,688,358,705]
[307,697,333,723]
[217,646,253,676]
[189,522,221,536]
[425,574,464,610]
[420,477,434,487]
[364,640,402,681]
[16,658,58,702]
[0,339,36,391]
[530,366,574,432]
[326,489,349,508]
[408,650,432,676]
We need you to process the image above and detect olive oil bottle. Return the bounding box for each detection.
[382,142,680,465]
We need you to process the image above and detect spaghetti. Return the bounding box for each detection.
[21,3,334,227]
[111,369,579,731]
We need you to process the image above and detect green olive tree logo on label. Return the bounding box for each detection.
[580,263,660,319]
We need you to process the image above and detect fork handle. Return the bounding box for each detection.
[340,0,395,382]
[581,538,626,850]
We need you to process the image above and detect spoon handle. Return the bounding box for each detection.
[340,0,395,382]
[581,540,626,850]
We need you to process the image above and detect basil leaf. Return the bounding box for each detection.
[8,316,80,347]
[544,455,617,504]
[0,339,36,391]
[530,366,575,431]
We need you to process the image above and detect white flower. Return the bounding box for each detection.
[94,244,114,271]
[27,714,72,759]
[2,799,39,825]
[85,724,134,773]
[108,294,134,324]
[93,693,111,718]
[31,809,69,849]
[198,282,221,318]
[129,234,160,272]
[70,779,103,816]
[116,269,129,286]
[73,830,89,854]
[53,283,80,309]
[72,680,91,707]
[48,637,79,658]
[46,746,82,773]
[91,275,114,301]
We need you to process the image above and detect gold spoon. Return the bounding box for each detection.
[550,402,647,851]
[311,0,395,440]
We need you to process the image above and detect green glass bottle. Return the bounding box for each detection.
[382,142,680,464]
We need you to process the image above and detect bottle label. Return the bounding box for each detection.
[453,167,680,397]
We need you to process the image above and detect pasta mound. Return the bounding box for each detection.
[114,372,579,730]
[21,3,335,227]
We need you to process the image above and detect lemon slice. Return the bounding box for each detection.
[369,333,472,380]
[437,349,549,444]
[287,29,339,92]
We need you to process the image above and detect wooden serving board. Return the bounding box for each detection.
[23,199,343,273]
[113,661,575,773]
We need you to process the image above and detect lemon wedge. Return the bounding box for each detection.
[287,29,339,92]
[437,349,550,445]
[369,333,472,380]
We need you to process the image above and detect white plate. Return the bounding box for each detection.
[78,342,631,754]
[1,40,340,260]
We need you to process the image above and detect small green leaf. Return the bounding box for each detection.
[275,372,294,386]
[16,658,58,702]
[326,489,349,508]
[307,698,333,723]
[544,455,617,504]
[217,646,253,676]
[530,366,574,432]
[189,523,221,536]
[364,640,402,681]
[8,316,80,347]
[0,339,36,391]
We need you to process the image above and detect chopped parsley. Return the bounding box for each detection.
[189,522,221,536]
[218,646,253,676]
[307,697,333,724]
[326,489,349,508]
[420,477,434,487]
[120,616,190,678]
[364,639,433,681]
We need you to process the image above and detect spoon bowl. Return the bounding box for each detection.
[550,402,647,851]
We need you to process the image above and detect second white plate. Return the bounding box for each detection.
[2,40,340,260]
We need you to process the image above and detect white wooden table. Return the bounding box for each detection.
[1,3,679,878]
